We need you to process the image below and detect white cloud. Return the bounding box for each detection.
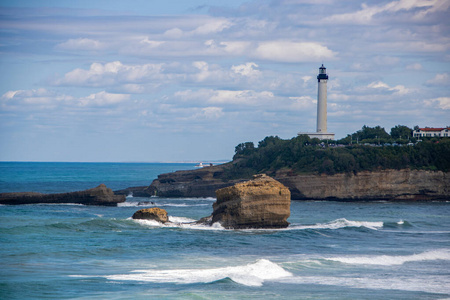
[253,41,336,62]
[289,96,316,110]
[328,0,445,24]
[175,89,275,106]
[231,62,260,77]
[1,88,72,109]
[56,38,105,51]
[426,73,450,86]
[78,91,130,107]
[193,107,224,119]
[301,76,312,84]
[56,61,165,87]
[163,28,183,39]
[367,81,411,95]
[425,97,450,110]
[190,19,233,35]
[1,89,129,110]
[139,37,165,48]
[406,63,423,70]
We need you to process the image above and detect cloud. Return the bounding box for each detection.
[55,61,165,88]
[1,88,72,110]
[328,0,447,24]
[425,97,450,110]
[56,38,105,51]
[1,89,130,110]
[426,73,450,86]
[253,41,336,62]
[78,91,130,107]
[175,89,275,106]
[367,81,411,95]
[193,107,224,120]
[231,62,260,77]
[190,19,233,35]
[406,63,423,70]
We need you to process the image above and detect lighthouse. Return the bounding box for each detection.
[298,64,335,140]
[317,64,328,133]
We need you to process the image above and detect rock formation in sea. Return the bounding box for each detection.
[142,165,450,201]
[199,174,291,229]
[0,184,126,206]
[132,207,168,223]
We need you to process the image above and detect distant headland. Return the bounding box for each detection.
[117,125,450,201]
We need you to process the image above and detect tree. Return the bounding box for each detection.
[391,125,412,140]
[354,125,390,141]
[234,142,255,157]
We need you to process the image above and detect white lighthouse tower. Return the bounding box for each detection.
[298,64,335,140]
[317,64,328,133]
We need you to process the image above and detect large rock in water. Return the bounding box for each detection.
[0,184,125,206]
[211,174,291,229]
[132,207,169,223]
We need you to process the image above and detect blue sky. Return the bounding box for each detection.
[1,0,449,162]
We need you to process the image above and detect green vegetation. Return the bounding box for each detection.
[224,125,450,180]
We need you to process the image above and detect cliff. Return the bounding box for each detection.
[0,184,126,206]
[145,164,243,198]
[147,166,449,201]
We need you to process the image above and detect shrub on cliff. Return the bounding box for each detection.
[224,132,449,179]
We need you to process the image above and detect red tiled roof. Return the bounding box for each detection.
[419,127,447,131]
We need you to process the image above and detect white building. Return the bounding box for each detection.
[298,64,335,140]
[413,127,450,138]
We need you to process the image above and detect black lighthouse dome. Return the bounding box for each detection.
[317,64,328,81]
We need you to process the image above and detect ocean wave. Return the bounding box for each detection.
[150,197,216,201]
[279,274,450,294]
[118,201,210,208]
[131,216,225,231]
[289,218,384,231]
[104,259,292,287]
[326,249,450,266]
[132,217,385,232]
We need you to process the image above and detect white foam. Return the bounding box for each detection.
[118,201,154,207]
[105,259,292,287]
[160,203,210,207]
[279,274,450,294]
[290,218,383,231]
[131,216,225,231]
[118,201,209,208]
[327,249,450,266]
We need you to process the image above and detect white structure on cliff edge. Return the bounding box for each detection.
[298,64,335,140]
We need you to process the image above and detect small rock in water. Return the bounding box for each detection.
[132,207,168,223]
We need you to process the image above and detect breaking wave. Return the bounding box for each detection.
[289,218,384,231]
[326,249,450,266]
[104,259,292,287]
[131,216,225,231]
[118,201,210,208]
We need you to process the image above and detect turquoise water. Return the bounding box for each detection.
[1,162,449,299]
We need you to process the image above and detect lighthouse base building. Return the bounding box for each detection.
[298,64,335,140]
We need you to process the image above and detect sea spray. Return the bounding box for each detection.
[104,259,293,287]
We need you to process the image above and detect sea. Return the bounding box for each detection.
[1,162,449,299]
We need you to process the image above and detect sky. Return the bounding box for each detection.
[0,0,449,162]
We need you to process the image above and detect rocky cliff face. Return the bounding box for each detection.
[148,166,449,201]
[146,165,242,198]
[211,174,290,229]
[0,184,126,206]
[275,169,449,201]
